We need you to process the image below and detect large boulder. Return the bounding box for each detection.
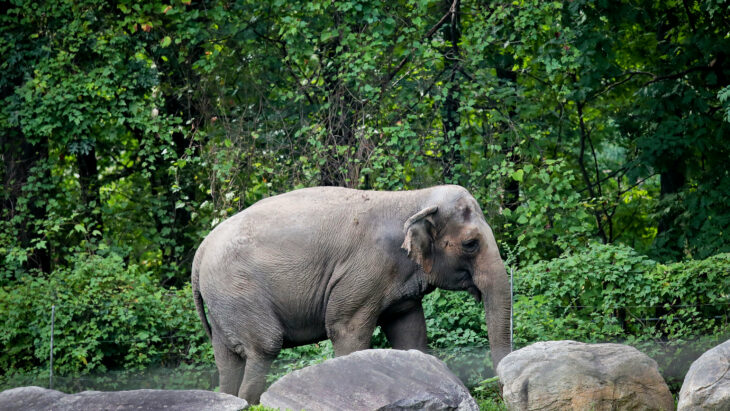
[260,349,478,411]
[0,386,248,410]
[678,338,730,410]
[496,340,673,411]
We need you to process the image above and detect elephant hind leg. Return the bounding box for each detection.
[237,352,274,404]
[212,332,246,396]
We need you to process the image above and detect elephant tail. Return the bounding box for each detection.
[191,250,212,340]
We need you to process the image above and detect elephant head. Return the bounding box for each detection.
[402,188,512,368]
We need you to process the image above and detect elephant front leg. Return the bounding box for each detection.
[379,301,428,351]
[327,309,377,357]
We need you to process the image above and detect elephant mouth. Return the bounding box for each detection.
[467,285,481,302]
[455,269,480,301]
[456,269,472,282]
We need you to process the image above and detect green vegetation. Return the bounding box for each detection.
[1,0,729,408]
[0,253,211,376]
[248,406,279,411]
[515,245,730,389]
[515,246,730,347]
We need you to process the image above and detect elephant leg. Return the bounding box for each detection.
[212,331,245,396]
[331,327,373,356]
[328,310,376,357]
[237,353,274,404]
[380,302,428,351]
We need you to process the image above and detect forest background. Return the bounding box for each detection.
[2,0,729,406]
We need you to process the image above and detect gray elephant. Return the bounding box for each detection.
[192,185,512,403]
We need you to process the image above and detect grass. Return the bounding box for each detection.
[470,376,508,411]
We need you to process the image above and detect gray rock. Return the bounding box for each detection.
[0,386,248,411]
[678,338,730,411]
[496,340,673,411]
[0,386,66,410]
[260,349,478,411]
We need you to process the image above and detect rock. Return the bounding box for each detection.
[678,338,730,410]
[496,340,673,411]
[0,386,248,411]
[260,349,478,411]
[0,386,66,410]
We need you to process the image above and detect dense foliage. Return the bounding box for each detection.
[515,244,730,386]
[2,0,729,402]
[515,245,730,345]
[0,252,211,376]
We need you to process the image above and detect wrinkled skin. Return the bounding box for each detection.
[192,185,511,403]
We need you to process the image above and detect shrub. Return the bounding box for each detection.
[0,252,212,379]
[423,288,486,349]
[422,288,495,385]
[4,243,728,394]
[513,243,730,386]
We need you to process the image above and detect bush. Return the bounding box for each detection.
[423,288,486,349]
[513,243,730,386]
[0,252,212,379]
[268,341,334,384]
[5,243,727,396]
[422,288,496,385]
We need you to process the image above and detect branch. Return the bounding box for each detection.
[577,163,633,194]
[551,103,565,157]
[610,174,658,241]
[457,66,474,82]
[381,0,458,89]
[252,27,316,106]
[576,103,594,197]
[587,63,712,102]
[617,173,658,196]
[576,101,608,244]
[586,71,653,102]
[640,65,713,87]
[587,125,602,198]
[100,162,139,186]
[405,65,450,112]
[100,132,146,186]
[682,0,698,33]
[383,56,411,88]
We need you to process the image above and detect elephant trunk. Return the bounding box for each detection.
[474,249,512,369]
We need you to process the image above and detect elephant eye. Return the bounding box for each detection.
[462,239,479,253]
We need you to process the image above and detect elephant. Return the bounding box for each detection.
[191,185,512,403]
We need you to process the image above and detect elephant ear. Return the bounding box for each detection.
[402,206,438,273]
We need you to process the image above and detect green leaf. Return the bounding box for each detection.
[320,30,337,42]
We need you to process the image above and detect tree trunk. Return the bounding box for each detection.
[495,66,520,211]
[654,159,686,259]
[2,132,52,273]
[441,0,462,181]
[76,143,103,238]
[318,13,365,188]
[153,30,207,284]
